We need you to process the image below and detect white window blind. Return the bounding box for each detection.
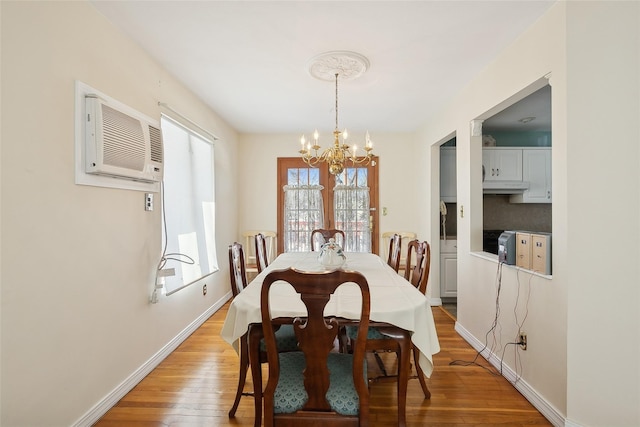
[160,116,218,295]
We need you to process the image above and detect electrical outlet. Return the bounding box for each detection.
[519,332,527,351]
[145,193,154,211]
[202,284,207,296]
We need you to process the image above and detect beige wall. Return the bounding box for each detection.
[1,2,239,425]
[417,2,639,426]
[564,2,639,425]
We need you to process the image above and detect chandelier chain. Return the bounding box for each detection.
[335,73,339,131]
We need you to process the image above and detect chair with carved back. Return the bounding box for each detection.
[404,239,431,295]
[401,239,431,396]
[255,232,269,273]
[229,242,248,299]
[310,228,346,251]
[242,230,277,280]
[346,239,432,406]
[261,268,371,427]
[386,233,402,272]
[227,242,298,425]
[382,231,417,273]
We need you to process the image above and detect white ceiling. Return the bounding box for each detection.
[90,1,555,134]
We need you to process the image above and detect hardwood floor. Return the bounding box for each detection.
[94,303,552,426]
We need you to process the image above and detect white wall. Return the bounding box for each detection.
[417,2,640,426]
[1,2,239,425]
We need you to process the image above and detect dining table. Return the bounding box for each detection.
[220,251,441,426]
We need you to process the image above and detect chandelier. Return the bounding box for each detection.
[299,52,375,176]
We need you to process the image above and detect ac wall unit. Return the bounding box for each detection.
[85,95,163,183]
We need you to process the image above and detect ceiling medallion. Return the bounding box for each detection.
[307,51,370,82]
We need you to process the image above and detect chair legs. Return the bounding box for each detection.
[229,327,263,427]
[395,331,411,427]
[232,326,430,426]
[413,345,431,399]
[370,347,431,398]
[372,350,389,376]
[248,324,264,427]
[360,326,431,427]
[228,333,250,418]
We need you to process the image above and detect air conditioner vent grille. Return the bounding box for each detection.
[84,93,163,183]
[102,104,145,171]
[149,125,163,164]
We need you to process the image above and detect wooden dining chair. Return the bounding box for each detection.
[382,231,417,275]
[254,232,269,273]
[227,243,298,425]
[241,230,277,280]
[400,239,432,396]
[404,239,431,295]
[386,233,402,272]
[229,241,248,298]
[310,228,346,251]
[260,268,371,427]
[347,238,432,402]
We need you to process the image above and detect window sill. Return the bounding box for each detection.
[470,251,552,280]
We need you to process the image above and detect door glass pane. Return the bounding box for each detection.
[283,166,323,252]
[334,167,371,252]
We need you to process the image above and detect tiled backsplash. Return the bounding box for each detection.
[439,197,551,239]
[483,195,552,233]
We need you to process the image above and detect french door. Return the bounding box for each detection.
[277,157,379,255]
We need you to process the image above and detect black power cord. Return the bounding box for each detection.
[449,261,505,376]
[151,181,195,303]
[449,260,533,385]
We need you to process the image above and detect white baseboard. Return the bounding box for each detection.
[428,297,442,306]
[72,293,232,427]
[454,321,568,427]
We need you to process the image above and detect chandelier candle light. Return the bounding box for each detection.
[299,51,375,175]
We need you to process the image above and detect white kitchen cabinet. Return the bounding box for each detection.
[440,239,457,298]
[440,147,456,202]
[510,148,552,203]
[482,148,523,182]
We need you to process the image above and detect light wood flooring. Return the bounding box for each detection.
[94,303,552,426]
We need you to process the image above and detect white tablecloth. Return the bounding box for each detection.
[220,252,440,376]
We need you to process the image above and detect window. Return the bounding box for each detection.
[159,116,218,295]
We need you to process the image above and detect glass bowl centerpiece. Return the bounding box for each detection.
[318,238,346,269]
